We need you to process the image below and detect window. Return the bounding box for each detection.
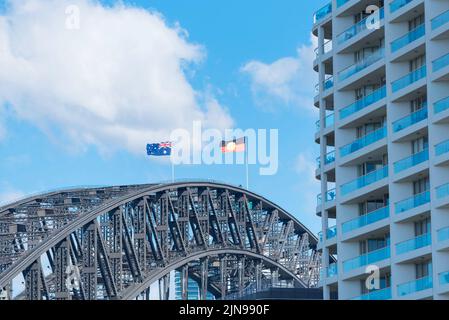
[411,96,427,112]
[414,217,430,236]
[409,55,426,71]
[411,136,428,154]
[415,261,432,279]
[408,14,424,31]
[413,177,429,194]
[361,273,391,294]
[359,235,390,254]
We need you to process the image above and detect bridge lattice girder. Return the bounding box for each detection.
[0,181,321,300]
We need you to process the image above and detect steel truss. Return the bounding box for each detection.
[0,181,322,300]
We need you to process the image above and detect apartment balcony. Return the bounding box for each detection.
[318,225,337,243]
[438,270,449,295]
[340,166,388,199]
[316,150,336,169]
[433,96,449,124]
[340,126,387,159]
[341,206,390,240]
[436,227,449,252]
[338,48,385,86]
[393,105,429,142]
[396,233,431,256]
[391,65,427,100]
[390,0,416,14]
[435,183,449,209]
[339,86,386,124]
[326,262,338,279]
[343,246,390,274]
[316,188,336,212]
[397,275,433,299]
[336,7,385,48]
[314,39,333,66]
[391,24,425,54]
[313,2,332,25]
[432,52,449,81]
[351,287,392,300]
[431,9,449,40]
[393,149,429,182]
[394,191,430,222]
[435,139,449,167]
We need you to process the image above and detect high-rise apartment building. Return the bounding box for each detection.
[313,0,449,300]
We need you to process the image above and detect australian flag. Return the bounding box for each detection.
[146,142,172,156]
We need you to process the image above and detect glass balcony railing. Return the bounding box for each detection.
[433,52,449,72]
[315,113,335,132]
[327,263,338,278]
[395,190,430,214]
[435,140,449,156]
[343,246,390,272]
[317,188,336,205]
[390,0,414,13]
[324,76,334,91]
[341,166,388,196]
[439,271,449,286]
[394,149,429,174]
[351,287,392,300]
[313,2,332,24]
[434,96,449,114]
[342,206,390,234]
[391,65,426,93]
[340,126,387,157]
[336,0,350,8]
[314,40,333,57]
[318,225,337,242]
[392,106,428,132]
[316,150,336,168]
[337,7,385,44]
[397,276,433,296]
[338,48,385,82]
[438,226,449,242]
[432,9,449,31]
[396,233,431,255]
[340,86,386,119]
[391,24,425,53]
[436,183,449,199]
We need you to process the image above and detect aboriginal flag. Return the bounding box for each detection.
[221,137,246,153]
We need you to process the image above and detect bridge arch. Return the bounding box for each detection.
[0,181,322,300]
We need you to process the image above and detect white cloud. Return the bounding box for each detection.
[0,0,233,154]
[241,35,318,113]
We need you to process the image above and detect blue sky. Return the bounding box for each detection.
[0,0,329,233]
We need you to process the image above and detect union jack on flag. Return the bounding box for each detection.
[146,141,173,156]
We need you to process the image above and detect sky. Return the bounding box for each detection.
[0,0,329,234]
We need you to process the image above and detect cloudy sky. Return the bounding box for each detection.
[0,0,328,233]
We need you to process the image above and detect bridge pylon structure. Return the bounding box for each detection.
[0,181,322,300]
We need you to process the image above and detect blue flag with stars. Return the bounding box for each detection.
[146,142,172,156]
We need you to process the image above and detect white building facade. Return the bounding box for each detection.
[313,0,449,300]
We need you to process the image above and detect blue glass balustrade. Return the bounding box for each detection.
[436,183,449,199]
[317,188,336,205]
[339,48,384,82]
[432,9,449,31]
[313,3,332,24]
[439,271,449,286]
[395,191,430,214]
[434,96,449,114]
[352,287,392,300]
[433,52,449,72]
[396,233,431,255]
[435,140,449,156]
[392,106,427,132]
[438,227,449,242]
[397,276,432,296]
[337,8,384,44]
[327,263,338,278]
[391,65,426,93]
[391,24,425,53]
[341,166,388,196]
[340,126,387,157]
[340,86,386,119]
[390,0,415,13]
[394,149,428,173]
[342,206,389,233]
[343,246,390,272]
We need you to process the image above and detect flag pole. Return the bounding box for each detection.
[245,136,249,190]
[171,156,175,183]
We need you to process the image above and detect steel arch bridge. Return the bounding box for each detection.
[0,181,321,300]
